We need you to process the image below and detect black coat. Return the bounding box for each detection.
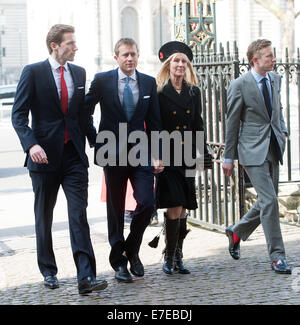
[156,80,206,209]
[158,80,207,168]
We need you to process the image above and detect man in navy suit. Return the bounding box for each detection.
[85,38,164,283]
[11,24,108,294]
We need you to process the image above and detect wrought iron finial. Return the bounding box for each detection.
[174,0,217,55]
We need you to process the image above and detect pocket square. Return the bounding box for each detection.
[143,95,150,99]
[77,86,84,90]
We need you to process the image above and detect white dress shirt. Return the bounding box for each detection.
[48,56,74,104]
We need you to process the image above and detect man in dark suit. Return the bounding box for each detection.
[11,24,108,294]
[85,38,163,283]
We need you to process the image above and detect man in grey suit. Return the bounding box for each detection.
[222,39,291,274]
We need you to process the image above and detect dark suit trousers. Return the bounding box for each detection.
[104,165,155,271]
[29,141,96,281]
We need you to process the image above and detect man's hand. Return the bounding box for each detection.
[29,144,49,164]
[153,159,164,174]
[222,161,234,177]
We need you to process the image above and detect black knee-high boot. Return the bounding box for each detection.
[163,217,180,275]
[174,218,190,274]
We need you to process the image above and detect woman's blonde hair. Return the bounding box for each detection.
[156,53,199,92]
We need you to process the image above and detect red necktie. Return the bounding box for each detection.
[60,66,70,143]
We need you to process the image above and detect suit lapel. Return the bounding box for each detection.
[44,59,62,114]
[268,72,276,109]
[68,63,83,114]
[112,69,128,121]
[135,70,145,109]
[68,64,76,112]
[112,69,122,108]
[127,70,145,121]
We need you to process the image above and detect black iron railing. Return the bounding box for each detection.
[189,42,300,230]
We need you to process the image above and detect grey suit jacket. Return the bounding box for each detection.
[224,70,287,166]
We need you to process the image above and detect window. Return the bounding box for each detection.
[121,7,139,43]
[258,20,262,37]
[153,7,171,55]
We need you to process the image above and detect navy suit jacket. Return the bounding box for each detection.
[85,68,162,166]
[11,59,94,171]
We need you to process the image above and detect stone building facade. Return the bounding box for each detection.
[0,0,28,84]
[2,0,299,84]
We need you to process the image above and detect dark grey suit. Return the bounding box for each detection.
[224,70,288,262]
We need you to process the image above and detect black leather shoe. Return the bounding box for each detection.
[225,226,240,260]
[163,260,174,275]
[78,276,108,295]
[115,266,133,283]
[174,259,190,274]
[128,254,144,277]
[271,259,292,274]
[44,276,59,289]
[174,247,190,274]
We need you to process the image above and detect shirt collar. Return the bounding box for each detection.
[48,56,69,72]
[251,68,270,84]
[118,68,136,81]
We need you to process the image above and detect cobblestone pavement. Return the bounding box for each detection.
[1,125,300,306]
[0,204,300,305]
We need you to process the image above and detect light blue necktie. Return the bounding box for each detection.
[123,76,135,121]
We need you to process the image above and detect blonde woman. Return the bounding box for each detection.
[155,41,210,275]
